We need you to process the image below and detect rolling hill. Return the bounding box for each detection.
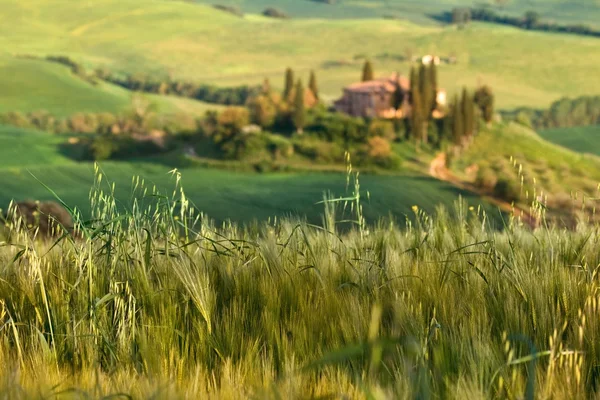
[192,0,600,27]
[0,57,222,117]
[0,0,599,111]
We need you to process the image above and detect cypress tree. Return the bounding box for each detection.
[262,77,271,95]
[409,66,417,101]
[418,64,434,143]
[452,95,464,144]
[429,63,438,108]
[462,88,474,137]
[309,70,319,100]
[362,60,374,82]
[411,83,424,142]
[391,76,404,110]
[284,68,294,99]
[419,63,434,116]
[293,79,305,134]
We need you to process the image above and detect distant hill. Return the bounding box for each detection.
[198,0,600,27]
[1,0,600,112]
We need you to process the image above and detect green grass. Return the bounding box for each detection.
[0,125,500,225]
[0,57,222,117]
[1,0,600,110]
[538,125,600,156]
[0,175,599,397]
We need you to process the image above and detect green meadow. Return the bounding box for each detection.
[0,125,498,225]
[538,125,600,156]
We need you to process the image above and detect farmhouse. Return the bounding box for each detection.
[334,73,447,119]
[333,73,410,118]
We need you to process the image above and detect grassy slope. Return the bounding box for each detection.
[454,122,600,201]
[0,57,222,117]
[538,125,600,156]
[0,125,498,224]
[1,1,600,109]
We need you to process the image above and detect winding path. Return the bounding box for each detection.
[429,152,538,228]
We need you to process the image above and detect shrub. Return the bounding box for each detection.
[368,120,396,142]
[0,112,32,129]
[475,167,498,192]
[69,113,99,133]
[515,111,532,128]
[494,176,521,203]
[247,94,278,129]
[266,135,294,160]
[262,8,290,19]
[367,136,392,159]
[28,110,56,132]
[220,132,268,161]
[293,138,345,163]
[212,4,244,17]
[96,113,118,134]
[216,107,250,142]
[90,135,116,160]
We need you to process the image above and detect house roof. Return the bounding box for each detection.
[344,73,410,94]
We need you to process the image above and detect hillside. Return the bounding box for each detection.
[0,57,222,117]
[1,0,600,110]
[538,125,600,156]
[450,122,600,220]
[0,125,500,225]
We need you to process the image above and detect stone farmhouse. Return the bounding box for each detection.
[333,73,447,119]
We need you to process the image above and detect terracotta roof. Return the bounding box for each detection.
[344,74,410,94]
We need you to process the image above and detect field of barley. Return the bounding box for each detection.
[0,172,599,398]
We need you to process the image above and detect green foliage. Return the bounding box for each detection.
[308,70,319,100]
[368,119,396,142]
[493,175,521,202]
[293,79,306,133]
[475,166,498,192]
[262,7,290,18]
[464,6,600,38]
[362,60,374,82]
[284,68,295,99]
[504,95,600,130]
[462,87,476,137]
[293,137,346,163]
[90,134,116,160]
[451,7,472,25]
[474,85,495,124]
[247,94,278,129]
[451,95,464,144]
[213,106,250,143]
[307,112,368,144]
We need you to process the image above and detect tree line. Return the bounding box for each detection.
[39,54,261,106]
[96,69,261,106]
[502,95,600,130]
[446,7,600,38]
